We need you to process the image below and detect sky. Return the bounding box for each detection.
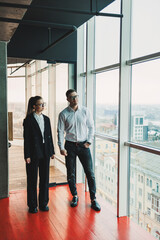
[95,0,160,105]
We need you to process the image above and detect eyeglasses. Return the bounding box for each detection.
[69,95,79,100]
[35,102,46,107]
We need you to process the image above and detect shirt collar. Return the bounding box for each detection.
[33,112,43,118]
[68,105,81,112]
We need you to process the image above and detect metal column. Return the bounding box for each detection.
[0,41,9,199]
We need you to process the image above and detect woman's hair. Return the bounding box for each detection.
[25,96,42,118]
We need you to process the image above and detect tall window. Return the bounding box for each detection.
[78,0,160,238]
[93,2,120,210]
[131,60,160,147]
[95,139,118,207]
[129,0,160,237]
[42,68,48,115]
[54,64,69,161]
[8,65,25,138]
[131,0,160,58]
[96,70,119,137]
[8,64,25,191]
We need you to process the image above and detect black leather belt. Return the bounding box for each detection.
[66,140,86,146]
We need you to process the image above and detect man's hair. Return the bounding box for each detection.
[66,89,76,98]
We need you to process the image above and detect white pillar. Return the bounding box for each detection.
[25,64,32,111]
[35,60,42,96]
[117,0,132,217]
[85,18,96,191]
[48,64,56,138]
[48,64,56,167]
[76,25,86,184]
[86,18,95,119]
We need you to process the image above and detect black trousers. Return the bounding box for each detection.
[26,147,50,208]
[65,141,96,201]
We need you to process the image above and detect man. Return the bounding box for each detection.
[57,89,101,211]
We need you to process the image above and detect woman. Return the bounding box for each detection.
[23,96,55,213]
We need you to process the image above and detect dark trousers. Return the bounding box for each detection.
[65,141,96,201]
[26,148,50,208]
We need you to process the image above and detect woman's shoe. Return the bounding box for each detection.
[39,205,49,211]
[28,207,38,213]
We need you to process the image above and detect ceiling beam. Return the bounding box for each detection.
[0,2,123,18]
[9,27,77,75]
[40,29,76,55]
[0,17,76,30]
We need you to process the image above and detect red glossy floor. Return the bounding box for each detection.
[0,184,155,240]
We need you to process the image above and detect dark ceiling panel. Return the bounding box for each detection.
[33,0,92,11]
[31,0,114,12]
[24,0,114,27]
[24,9,90,27]
[8,24,77,62]
[6,0,115,63]
[38,31,77,63]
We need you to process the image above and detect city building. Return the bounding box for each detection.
[131,115,148,141]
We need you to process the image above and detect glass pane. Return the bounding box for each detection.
[131,60,160,148]
[41,60,48,68]
[95,138,117,210]
[7,64,25,76]
[81,76,86,106]
[31,75,35,96]
[8,76,25,139]
[30,61,35,74]
[42,69,48,115]
[130,148,160,239]
[8,65,26,191]
[83,23,86,72]
[95,16,120,69]
[100,0,121,14]
[131,0,160,58]
[55,64,68,159]
[49,63,68,184]
[96,70,119,137]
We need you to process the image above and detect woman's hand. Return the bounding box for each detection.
[25,158,31,164]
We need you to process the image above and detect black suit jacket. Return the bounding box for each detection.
[23,113,55,160]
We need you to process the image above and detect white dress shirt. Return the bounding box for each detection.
[57,106,94,150]
[33,112,45,143]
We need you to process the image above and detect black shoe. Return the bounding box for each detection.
[29,207,38,213]
[70,196,79,207]
[39,205,49,211]
[91,200,101,211]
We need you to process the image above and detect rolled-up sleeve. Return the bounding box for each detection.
[86,109,94,143]
[57,113,65,150]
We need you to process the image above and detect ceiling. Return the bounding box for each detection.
[0,0,114,64]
